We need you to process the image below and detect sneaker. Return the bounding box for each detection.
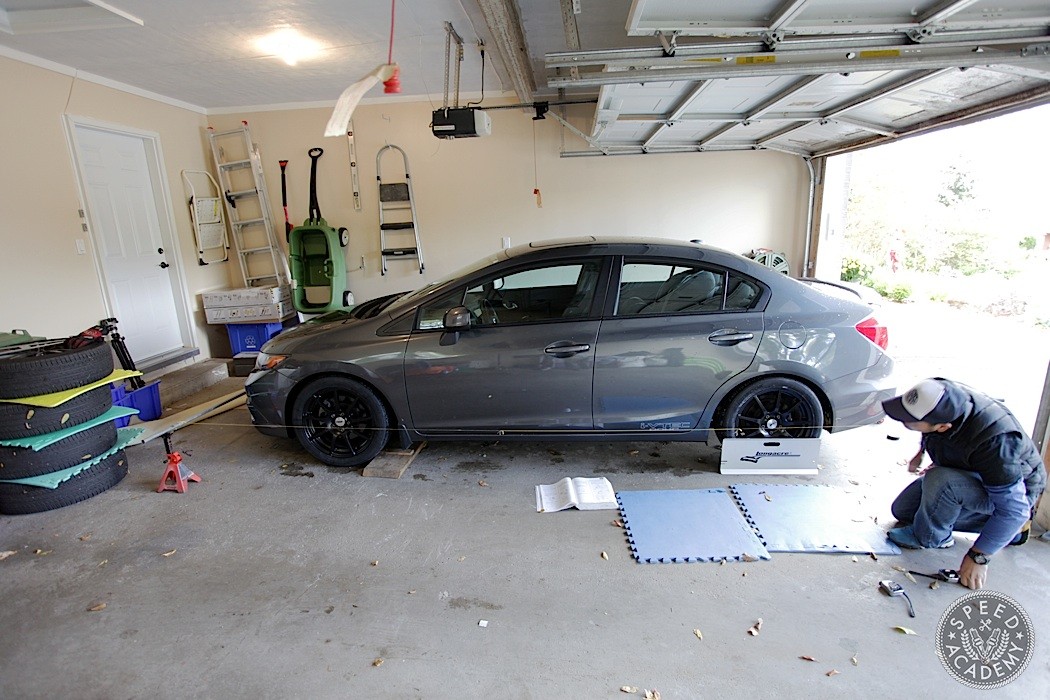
[1009,523,1030,546]
[888,525,954,550]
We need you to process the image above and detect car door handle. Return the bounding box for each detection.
[544,342,591,358]
[708,329,753,346]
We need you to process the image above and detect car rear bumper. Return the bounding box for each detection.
[826,354,896,432]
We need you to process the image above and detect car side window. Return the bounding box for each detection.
[616,261,726,315]
[417,260,602,329]
[724,273,761,310]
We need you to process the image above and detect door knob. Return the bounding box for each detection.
[159,261,170,269]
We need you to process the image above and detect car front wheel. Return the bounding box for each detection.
[722,378,823,440]
[291,376,390,467]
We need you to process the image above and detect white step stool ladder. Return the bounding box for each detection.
[376,144,424,275]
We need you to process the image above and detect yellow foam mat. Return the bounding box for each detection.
[0,369,142,408]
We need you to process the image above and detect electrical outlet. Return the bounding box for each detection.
[75,239,87,255]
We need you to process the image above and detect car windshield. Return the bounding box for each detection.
[382,252,506,314]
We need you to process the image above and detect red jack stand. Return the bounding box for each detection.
[157,434,200,494]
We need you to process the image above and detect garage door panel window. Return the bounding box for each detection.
[617,262,728,315]
[417,259,602,329]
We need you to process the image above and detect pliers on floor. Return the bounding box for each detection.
[908,568,960,584]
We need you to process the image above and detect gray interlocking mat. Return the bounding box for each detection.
[730,483,901,555]
[617,488,771,564]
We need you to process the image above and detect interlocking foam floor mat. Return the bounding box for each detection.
[730,483,901,555]
[616,488,771,564]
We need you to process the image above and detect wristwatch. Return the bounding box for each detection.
[966,548,990,565]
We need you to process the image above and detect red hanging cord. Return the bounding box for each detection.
[387,0,396,64]
[383,0,401,93]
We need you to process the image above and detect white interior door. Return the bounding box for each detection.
[72,124,187,364]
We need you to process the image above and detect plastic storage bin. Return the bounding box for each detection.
[127,382,162,421]
[111,384,131,427]
[226,322,284,354]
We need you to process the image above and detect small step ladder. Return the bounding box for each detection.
[207,121,289,287]
[376,144,424,275]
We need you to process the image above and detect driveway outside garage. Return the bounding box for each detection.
[0,305,1046,698]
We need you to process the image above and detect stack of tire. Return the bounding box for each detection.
[0,340,129,515]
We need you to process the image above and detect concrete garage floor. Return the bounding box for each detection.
[1,389,1047,699]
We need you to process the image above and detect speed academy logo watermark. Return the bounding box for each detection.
[936,590,1035,688]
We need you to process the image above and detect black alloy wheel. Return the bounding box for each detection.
[291,376,389,468]
[722,378,824,439]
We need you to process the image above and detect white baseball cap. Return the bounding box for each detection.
[882,378,965,424]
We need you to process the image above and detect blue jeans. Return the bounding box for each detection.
[891,467,994,547]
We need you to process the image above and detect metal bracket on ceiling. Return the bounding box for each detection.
[761,31,784,51]
[657,31,679,57]
[907,25,939,43]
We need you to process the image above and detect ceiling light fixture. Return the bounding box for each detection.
[255,27,323,66]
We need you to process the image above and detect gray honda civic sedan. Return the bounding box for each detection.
[245,237,894,467]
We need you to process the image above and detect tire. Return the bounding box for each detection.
[0,421,118,479]
[721,377,824,439]
[0,384,113,439]
[0,341,114,399]
[0,449,128,516]
[292,376,389,468]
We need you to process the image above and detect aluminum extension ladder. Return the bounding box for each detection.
[376,144,424,275]
[207,121,289,287]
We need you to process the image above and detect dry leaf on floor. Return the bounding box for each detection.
[601,551,609,560]
[763,493,772,502]
[161,549,176,557]
[747,618,763,636]
[644,690,661,700]
[628,450,639,456]
[408,590,416,595]
[79,534,92,542]
[478,480,489,487]
[458,556,466,562]
[893,626,918,635]
[87,602,107,612]
[0,551,16,561]
[800,655,817,662]
[849,480,860,486]
[826,669,840,677]
[372,658,384,667]
[371,560,379,567]
[741,553,759,562]
[929,581,940,590]
[612,519,624,528]
[97,559,108,568]
[620,687,638,694]
[851,556,858,563]
[869,552,879,561]
[693,629,703,640]
[33,549,52,556]
[851,655,859,666]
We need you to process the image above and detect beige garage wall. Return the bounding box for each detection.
[0,54,228,357]
[210,98,808,306]
[2,48,808,363]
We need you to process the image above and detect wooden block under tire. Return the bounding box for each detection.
[362,442,426,479]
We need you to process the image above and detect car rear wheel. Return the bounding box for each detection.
[291,376,389,468]
[722,378,823,439]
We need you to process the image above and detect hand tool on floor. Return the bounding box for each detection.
[908,569,961,584]
[879,580,915,617]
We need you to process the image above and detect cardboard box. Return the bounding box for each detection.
[719,438,820,475]
[201,285,291,309]
[205,301,295,324]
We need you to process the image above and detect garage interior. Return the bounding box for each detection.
[1,1,1048,696]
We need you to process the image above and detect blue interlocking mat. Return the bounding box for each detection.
[729,483,901,555]
[616,488,771,564]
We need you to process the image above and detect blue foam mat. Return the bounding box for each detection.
[730,483,901,555]
[616,488,771,564]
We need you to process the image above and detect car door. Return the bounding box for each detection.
[404,257,607,433]
[593,258,765,431]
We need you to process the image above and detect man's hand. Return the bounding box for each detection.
[959,556,988,590]
[905,449,925,474]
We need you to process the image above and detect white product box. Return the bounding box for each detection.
[205,301,295,324]
[201,285,291,309]
[719,438,820,475]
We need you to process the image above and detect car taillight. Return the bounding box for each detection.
[856,316,888,350]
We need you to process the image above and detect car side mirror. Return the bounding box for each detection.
[440,306,471,346]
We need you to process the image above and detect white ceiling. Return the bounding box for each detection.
[2,0,1048,157]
